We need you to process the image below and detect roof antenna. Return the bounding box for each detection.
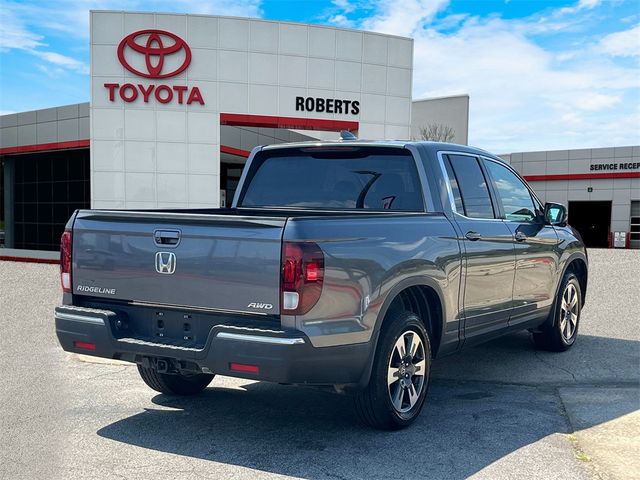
[340,130,357,141]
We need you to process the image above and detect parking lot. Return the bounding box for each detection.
[1,249,638,480]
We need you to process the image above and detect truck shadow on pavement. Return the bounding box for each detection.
[97,332,639,479]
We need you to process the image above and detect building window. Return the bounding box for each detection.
[13,149,90,251]
[0,160,4,247]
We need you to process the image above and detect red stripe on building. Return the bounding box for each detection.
[0,139,90,155]
[220,145,251,158]
[220,113,358,132]
[523,172,640,182]
[0,256,60,264]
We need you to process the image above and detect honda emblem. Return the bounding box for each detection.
[155,252,176,275]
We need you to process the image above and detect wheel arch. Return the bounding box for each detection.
[538,252,588,333]
[375,277,446,358]
[559,252,588,305]
[354,276,449,390]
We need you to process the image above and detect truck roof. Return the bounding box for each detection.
[259,139,504,163]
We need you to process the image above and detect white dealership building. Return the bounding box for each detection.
[0,11,469,253]
[87,11,422,210]
[0,11,637,254]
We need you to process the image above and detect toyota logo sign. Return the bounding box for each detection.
[105,29,204,105]
[117,29,191,79]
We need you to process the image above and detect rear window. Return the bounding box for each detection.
[239,147,424,211]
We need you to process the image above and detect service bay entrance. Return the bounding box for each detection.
[568,201,612,248]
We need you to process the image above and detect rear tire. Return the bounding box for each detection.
[533,272,582,352]
[137,365,214,395]
[355,311,431,430]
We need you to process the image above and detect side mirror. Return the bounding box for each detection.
[544,202,568,226]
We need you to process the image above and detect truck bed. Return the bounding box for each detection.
[70,207,428,316]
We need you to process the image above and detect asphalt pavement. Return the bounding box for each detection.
[1,249,638,480]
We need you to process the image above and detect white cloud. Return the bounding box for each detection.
[36,64,67,78]
[559,0,602,15]
[0,0,263,78]
[0,0,90,74]
[327,0,640,151]
[579,93,622,111]
[0,3,44,51]
[170,0,262,18]
[412,20,638,150]
[361,0,449,37]
[577,0,601,9]
[433,13,469,30]
[597,24,640,57]
[329,14,355,28]
[32,50,89,74]
[332,0,356,14]
[2,0,263,40]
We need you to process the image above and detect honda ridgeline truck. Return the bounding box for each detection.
[55,140,588,430]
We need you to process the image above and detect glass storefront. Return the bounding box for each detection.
[0,160,4,247]
[12,149,90,251]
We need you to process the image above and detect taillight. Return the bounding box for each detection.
[73,341,96,351]
[60,229,72,293]
[281,241,324,315]
[229,362,259,374]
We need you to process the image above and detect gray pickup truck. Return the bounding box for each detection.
[55,140,587,430]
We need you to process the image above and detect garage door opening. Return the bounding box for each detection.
[631,201,640,249]
[568,201,612,248]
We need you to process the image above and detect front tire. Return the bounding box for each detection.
[533,272,582,352]
[137,365,214,395]
[355,311,431,430]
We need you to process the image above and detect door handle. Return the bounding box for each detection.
[154,229,181,246]
[514,232,528,242]
[465,231,482,241]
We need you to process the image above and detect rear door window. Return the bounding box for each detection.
[442,156,464,213]
[239,147,424,211]
[445,154,495,219]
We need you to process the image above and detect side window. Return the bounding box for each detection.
[483,159,537,222]
[443,157,464,213]
[446,154,495,219]
[531,194,544,218]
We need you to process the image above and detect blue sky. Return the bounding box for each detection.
[0,0,638,152]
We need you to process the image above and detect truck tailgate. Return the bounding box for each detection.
[71,210,286,315]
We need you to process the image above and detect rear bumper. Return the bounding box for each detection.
[55,305,371,387]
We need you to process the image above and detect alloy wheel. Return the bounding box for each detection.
[387,330,427,413]
[559,283,579,342]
